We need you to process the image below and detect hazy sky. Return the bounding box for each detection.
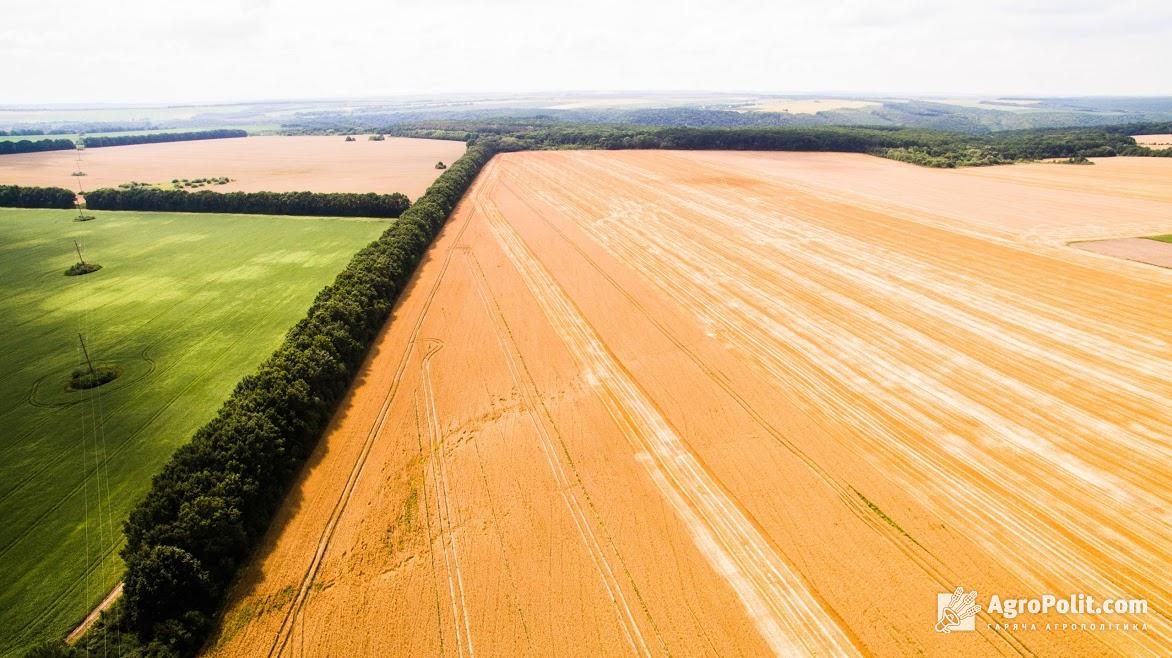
[3,0,1170,104]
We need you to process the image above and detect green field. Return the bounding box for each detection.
[0,208,385,656]
[1147,234,1172,243]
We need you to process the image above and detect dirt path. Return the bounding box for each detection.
[204,152,1171,657]
[65,582,122,645]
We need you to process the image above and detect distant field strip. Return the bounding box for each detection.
[208,151,1170,657]
[0,135,466,199]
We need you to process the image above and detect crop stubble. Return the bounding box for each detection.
[0,136,465,200]
[206,152,1171,657]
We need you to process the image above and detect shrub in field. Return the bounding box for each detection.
[21,642,76,658]
[65,262,102,276]
[84,188,410,218]
[67,366,120,390]
[116,143,495,655]
[0,184,77,209]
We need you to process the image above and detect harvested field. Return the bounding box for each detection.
[670,152,1172,247]
[0,135,464,200]
[207,151,1171,657]
[1073,237,1172,268]
[1132,134,1172,147]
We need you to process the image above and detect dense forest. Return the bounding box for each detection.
[82,129,247,148]
[0,138,76,155]
[275,96,1172,136]
[42,144,496,658]
[84,188,410,218]
[0,185,77,209]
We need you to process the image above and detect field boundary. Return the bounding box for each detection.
[66,143,495,657]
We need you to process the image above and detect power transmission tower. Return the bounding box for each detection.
[74,240,87,265]
[78,334,96,377]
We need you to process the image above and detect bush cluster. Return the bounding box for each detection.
[174,177,231,189]
[116,143,494,656]
[0,184,77,209]
[68,366,120,390]
[64,262,102,276]
[84,188,410,218]
[82,129,247,148]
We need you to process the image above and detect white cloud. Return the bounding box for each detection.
[1,0,1169,104]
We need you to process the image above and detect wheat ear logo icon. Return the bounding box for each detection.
[936,587,980,633]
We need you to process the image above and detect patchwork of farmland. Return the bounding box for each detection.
[204,152,1171,657]
[0,209,387,655]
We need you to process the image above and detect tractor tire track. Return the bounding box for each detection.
[482,194,862,657]
[465,250,656,657]
[265,161,497,658]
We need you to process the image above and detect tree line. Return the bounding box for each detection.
[0,138,77,155]
[0,128,52,136]
[70,143,495,658]
[84,188,411,218]
[390,120,1170,168]
[81,129,247,148]
[0,130,248,157]
[0,185,77,209]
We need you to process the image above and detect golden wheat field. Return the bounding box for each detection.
[205,152,1171,657]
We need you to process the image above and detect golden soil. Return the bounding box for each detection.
[205,152,1171,657]
[0,136,464,200]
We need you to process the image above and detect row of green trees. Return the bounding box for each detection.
[451,124,971,153]
[81,129,247,148]
[0,138,76,155]
[390,121,1171,167]
[109,143,494,657]
[0,184,77,208]
[0,128,52,136]
[84,188,410,218]
[0,130,248,157]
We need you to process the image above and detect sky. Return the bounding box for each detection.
[2,0,1170,104]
